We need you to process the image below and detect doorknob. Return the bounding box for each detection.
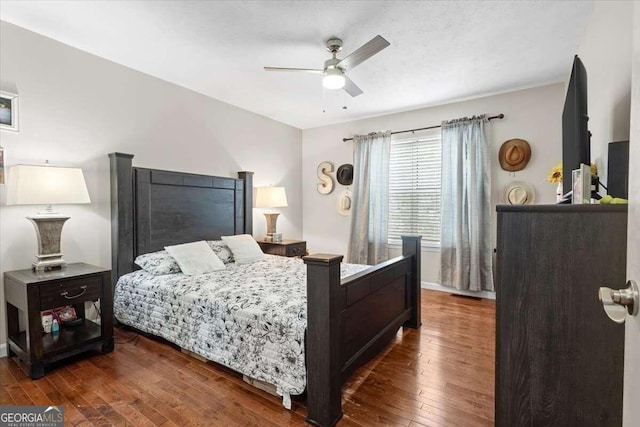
[598,280,639,324]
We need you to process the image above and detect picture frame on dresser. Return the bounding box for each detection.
[572,163,591,204]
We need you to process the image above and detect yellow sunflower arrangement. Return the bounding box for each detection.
[546,162,597,183]
[547,162,563,183]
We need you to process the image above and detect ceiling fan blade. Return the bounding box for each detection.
[337,35,390,71]
[264,67,323,74]
[343,76,364,97]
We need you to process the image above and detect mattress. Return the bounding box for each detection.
[114,254,368,402]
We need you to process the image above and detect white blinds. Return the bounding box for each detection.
[388,135,442,246]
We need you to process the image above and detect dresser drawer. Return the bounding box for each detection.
[286,242,306,257]
[39,275,103,309]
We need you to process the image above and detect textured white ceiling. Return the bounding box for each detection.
[0,1,593,129]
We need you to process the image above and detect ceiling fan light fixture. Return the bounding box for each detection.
[264,35,389,97]
[323,68,345,89]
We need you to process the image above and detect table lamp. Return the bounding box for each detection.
[255,186,287,242]
[6,163,91,271]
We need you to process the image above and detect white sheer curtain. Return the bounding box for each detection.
[348,131,391,265]
[440,116,494,291]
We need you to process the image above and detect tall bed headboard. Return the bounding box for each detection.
[109,153,253,286]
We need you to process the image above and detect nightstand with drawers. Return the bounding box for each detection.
[258,239,307,257]
[4,263,113,379]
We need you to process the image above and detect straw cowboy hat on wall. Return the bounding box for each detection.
[499,139,531,172]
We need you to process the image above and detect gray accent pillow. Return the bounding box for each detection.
[207,240,235,264]
[134,250,181,275]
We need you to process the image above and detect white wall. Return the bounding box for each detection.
[302,83,565,284]
[576,0,632,184]
[0,21,302,347]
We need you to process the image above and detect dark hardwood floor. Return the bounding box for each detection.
[0,290,495,426]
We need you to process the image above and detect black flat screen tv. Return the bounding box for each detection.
[562,55,590,195]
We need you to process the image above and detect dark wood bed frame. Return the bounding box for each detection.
[109,152,422,427]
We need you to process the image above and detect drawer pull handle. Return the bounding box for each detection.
[60,285,88,299]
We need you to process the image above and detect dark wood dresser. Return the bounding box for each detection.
[496,204,627,426]
[258,239,306,257]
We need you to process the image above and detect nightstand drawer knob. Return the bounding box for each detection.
[60,285,88,299]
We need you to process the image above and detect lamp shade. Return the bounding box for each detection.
[6,164,91,205]
[255,186,288,208]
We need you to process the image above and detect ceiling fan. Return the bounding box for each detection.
[264,35,390,97]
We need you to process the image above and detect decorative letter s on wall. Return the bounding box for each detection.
[317,162,334,194]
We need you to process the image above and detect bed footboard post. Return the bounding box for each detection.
[237,171,253,235]
[402,235,422,328]
[109,152,135,291]
[303,254,344,427]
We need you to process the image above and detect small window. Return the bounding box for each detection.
[388,134,442,247]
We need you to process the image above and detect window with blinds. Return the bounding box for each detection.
[388,135,442,247]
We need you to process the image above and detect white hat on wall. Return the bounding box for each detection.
[337,190,352,216]
[503,181,536,205]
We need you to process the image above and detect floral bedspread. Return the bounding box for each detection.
[114,254,368,399]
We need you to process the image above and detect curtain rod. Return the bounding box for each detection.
[342,113,505,142]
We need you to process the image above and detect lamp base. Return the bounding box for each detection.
[27,214,70,271]
[263,213,283,242]
[33,255,67,272]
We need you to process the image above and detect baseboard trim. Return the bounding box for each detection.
[0,343,7,358]
[421,281,496,300]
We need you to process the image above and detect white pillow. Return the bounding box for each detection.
[220,234,264,264]
[165,241,225,275]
